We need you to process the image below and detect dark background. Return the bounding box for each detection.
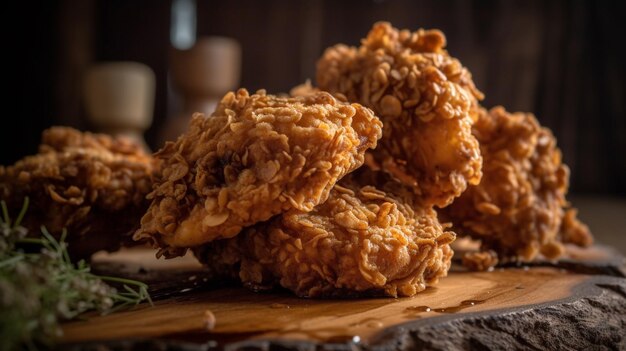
[3,0,625,197]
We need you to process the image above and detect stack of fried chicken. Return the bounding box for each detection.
[313,23,591,273]
[0,22,592,297]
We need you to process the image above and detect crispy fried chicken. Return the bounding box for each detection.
[136,89,382,257]
[442,107,592,268]
[195,171,455,297]
[316,22,483,207]
[0,127,154,259]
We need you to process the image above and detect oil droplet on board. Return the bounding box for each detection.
[203,310,216,331]
[404,305,432,313]
[405,300,486,315]
[366,320,384,328]
[433,299,485,313]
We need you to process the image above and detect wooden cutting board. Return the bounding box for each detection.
[61,245,626,351]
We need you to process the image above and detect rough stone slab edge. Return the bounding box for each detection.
[61,276,626,351]
[368,276,626,351]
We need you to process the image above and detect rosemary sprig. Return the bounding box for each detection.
[0,198,152,351]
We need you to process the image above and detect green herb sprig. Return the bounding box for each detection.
[0,198,152,351]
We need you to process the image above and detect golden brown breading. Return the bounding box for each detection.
[195,174,455,298]
[461,250,499,272]
[39,126,147,157]
[0,127,154,259]
[136,89,382,257]
[289,80,319,98]
[316,22,483,208]
[442,107,592,268]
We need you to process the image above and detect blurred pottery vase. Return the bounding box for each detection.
[84,62,156,151]
[160,36,241,144]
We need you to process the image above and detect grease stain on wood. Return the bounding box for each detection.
[61,265,588,345]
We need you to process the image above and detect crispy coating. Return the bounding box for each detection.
[39,126,148,157]
[195,173,455,298]
[316,22,483,207]
[136,89,382,257]
[461,250,499,272]
[442,107,592,268]
[0,127,154,259]
[289,80,319,98]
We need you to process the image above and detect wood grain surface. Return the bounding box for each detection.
[60,246,626,350]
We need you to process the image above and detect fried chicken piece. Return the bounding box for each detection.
[39,126,147,156]
[136,89,382,257]
[316,22,483,207]
[195,172,455,298]
[461,250,498,272]
[442,107,592,268]
[0,127,154,259]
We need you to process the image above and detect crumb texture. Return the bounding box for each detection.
[137,89,382,257]
[0,126,154,258]
[443,106,592,268]
[196,170,454,298]
[317,22,483,207]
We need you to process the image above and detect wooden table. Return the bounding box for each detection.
[60,244,626,351]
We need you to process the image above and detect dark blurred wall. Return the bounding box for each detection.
[2,0,625,196]
[4,1,60,161]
